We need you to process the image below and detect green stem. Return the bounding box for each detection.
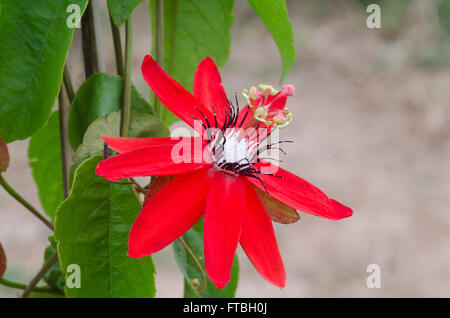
[22,252,58,298]
[0,174,53,231]
[63,65,75,103]
[153,0,164,119]
[0,278,63,295]
[110,15,124,77]
[120,16,133,138]
[81,2,99,78]
[58,93,70,199]
[91,0,105,73]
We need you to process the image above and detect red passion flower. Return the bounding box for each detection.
[95,55,353,289]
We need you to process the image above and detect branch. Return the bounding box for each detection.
[58,93,70,199]
[153,0,164,118]
[81,2,99,78]
[0,174,53,231]
[63,65,75,103]
[0,278,63,295]
[120,16,133,137]
[21,252,58,298]
[110,15,124,77]
[91,0,105,73]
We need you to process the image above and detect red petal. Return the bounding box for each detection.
[204,171,245,289]
[128,168,214,257]
[269,95,287,111]
[248,161,353,220]
[193,57,229,128]
[95,138,211,181]
[102,136,184,153]
[240,179,286,287]
[141,55,213,132]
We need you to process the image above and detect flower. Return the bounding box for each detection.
[95,55,353,289]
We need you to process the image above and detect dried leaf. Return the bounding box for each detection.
[143,175,177,206]
[254,186,300,224]
[0,133,9,172]
[0,242,6,278]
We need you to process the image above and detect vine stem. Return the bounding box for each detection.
[0,278,63,295]
[91,0,105,73]
[110,15,124,77]
[81,2,99,77]
[63,65,75,103]
[120,16,133,138]
[0,174,53,231]
[21,252,58,298]
[153,0,164,119]
[58,92,70,199]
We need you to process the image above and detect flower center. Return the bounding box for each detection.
[208,128,255,176]
[192,95,291,191]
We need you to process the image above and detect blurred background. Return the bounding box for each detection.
[1,0,450,297]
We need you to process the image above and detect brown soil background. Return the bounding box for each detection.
[1,0,450,297]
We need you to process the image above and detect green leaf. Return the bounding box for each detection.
[173,219,239,298]
[0,0,88,142]
[438,0,450,37]
[248,0,295,82]
[108,0,144,26]
[55,155,156,298]
[71,110,169,178]
[130,85,155,115]
[28,112,64,222]
[68,73,155,150]
[43,237,65,292]
[28,291,65,298]
[149,0,235,126]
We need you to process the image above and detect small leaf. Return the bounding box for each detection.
[108,0,144,27]
[248,0,295,82]
[28,112,64,222]
[0,0,89,142]
[0,242,6,278]
[149,0,234,126]
[55,155,156,297]
[254,187,299,224]
[68,73,155,150]
[172,219,239,298]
